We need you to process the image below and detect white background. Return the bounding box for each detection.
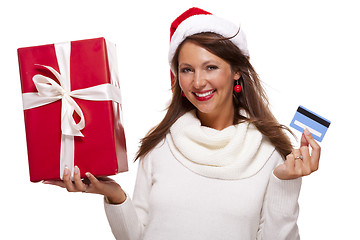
[1,0,359,239]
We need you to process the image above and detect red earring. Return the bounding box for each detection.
[181,91,186,97]
[234,79,242,93]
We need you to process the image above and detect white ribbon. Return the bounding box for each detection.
[22,41,122,180]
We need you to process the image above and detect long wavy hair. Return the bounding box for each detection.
[135,32,293,161]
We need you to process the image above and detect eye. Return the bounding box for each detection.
[180,67,193,73]
[207,65,218,70]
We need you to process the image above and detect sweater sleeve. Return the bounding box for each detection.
[104,155,152,240]
[257,164,302,239]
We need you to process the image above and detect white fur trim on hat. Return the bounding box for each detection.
[168,14,249,66]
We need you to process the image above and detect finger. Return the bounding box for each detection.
[86,172,100,184]
[285,152,296,172]
[288,151,302,177]
[85,172,100,193]
[300,133,309,147]
[73,166,87,192]
[292,149,301,159]
[304,128,321,170]
[293,147,313,176]
[63,167,76,192]
[287,153,302,179]
[299,144,312,173]
[294,157,304,176]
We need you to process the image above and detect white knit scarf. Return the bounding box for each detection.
[166,110,276,180]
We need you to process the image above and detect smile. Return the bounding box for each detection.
[193,89,216,101]
[194,89,216,97]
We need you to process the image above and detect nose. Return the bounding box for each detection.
[193,71,206,89]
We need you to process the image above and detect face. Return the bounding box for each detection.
[178,41,240,125]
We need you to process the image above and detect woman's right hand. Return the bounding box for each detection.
[43,166,127,204]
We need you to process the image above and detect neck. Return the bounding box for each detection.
[196,108,234,130]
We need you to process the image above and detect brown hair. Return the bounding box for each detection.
[135,32,294,161]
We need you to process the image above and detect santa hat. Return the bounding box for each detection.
[168,7,249,66]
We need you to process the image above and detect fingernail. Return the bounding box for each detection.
[85,172,90,178]
[74,166,79,174]
[304,128,311,136]
[64,167,69,175]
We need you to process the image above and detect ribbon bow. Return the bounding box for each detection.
[24,64,122,137]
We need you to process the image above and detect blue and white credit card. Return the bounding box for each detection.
[290,106,331,142]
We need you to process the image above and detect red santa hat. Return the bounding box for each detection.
[168,7,249,66]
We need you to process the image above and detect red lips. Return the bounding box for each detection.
[193,89,216,101]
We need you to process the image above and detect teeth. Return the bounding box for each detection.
[194,90,215,97]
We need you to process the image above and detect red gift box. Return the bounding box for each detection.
[18,37,128,182]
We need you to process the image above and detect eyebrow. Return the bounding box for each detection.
[178,63,192,68]
[179,61,220,68]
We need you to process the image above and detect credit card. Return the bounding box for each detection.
[290,106,331,142]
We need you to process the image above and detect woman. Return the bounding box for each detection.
[46,7,320,240]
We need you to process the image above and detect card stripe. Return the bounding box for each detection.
[297,106,330,128]
[293,120,322,137]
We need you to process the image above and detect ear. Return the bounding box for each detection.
[233,71,241,81]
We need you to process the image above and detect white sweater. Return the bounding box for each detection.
[104,112,302,240]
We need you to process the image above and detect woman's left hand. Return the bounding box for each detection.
[274,128,321,180]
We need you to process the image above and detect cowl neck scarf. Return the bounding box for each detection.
[166,110,275,180]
